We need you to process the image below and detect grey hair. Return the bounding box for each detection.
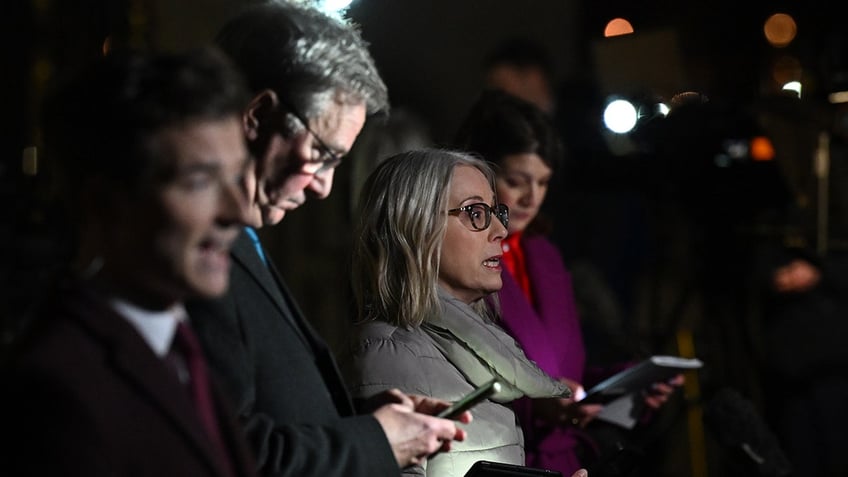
[352,148,498,327]
[216,0,389,119]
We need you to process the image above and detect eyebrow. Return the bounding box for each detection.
[172,155,250,179]
[504,169,552,180]
[458,194,497,205]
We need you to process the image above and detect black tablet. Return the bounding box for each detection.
[464,461,563,477]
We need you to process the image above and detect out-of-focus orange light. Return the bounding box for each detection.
[771,55,801,86]
[604,18,634,37]
[102,35,113,56]
[750,136,775,161]
[764,13,797,47]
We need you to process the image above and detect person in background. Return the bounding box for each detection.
[345,149,578,477]
[185,3,468,476]
[483,37,557,115]
[754,100,848,477]
[454,90,682,476]
[0,48,255,476]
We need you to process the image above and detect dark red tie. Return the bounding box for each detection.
[173,321,237,477]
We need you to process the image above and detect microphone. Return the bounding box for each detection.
[702,388,792,477]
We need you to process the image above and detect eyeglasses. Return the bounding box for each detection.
[448,203,509,231]
[284,105,343,174]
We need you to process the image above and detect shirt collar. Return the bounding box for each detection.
[109,298,187,357]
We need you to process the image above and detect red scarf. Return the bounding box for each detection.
[502,232,534,305]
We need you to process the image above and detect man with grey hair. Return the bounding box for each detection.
[186,2,468,476]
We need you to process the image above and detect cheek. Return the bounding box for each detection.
[538,185,550,202]
[438,248,468,289]
[243,162,258,199]
[442,229,480,266]
[440,230,464,265]
[257,136,295,188]
[157,196,215,250]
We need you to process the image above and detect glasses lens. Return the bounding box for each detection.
[466,204,486,230]
[496,204,509,228]
[317,153,341,172]
[287,108,342,174]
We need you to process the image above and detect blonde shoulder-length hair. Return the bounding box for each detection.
[352,148,499,327]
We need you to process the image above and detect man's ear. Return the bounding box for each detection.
[243,89,280,141]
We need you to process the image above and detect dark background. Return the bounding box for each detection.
[3,1,847,476]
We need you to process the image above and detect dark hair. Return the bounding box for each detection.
[454,89,563,173]
[42,47,250,192]
[215,1,388,119]
[483,37,554,80]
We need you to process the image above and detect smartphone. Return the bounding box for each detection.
[464,460,563,476]
[437,379,502,419]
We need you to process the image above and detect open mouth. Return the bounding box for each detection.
[198,235,236,267]
[483,256,502,269]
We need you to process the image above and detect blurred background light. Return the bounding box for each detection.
[724,139,749,159]
[750,136,775,161]
[782,80,802,98]
[603,98,638,133]
[102,35,112,56]
[22,146,38,176]
[763,13,797,48]
[604,18,634,38]
[771,55,802,88]
[828,91,848,104]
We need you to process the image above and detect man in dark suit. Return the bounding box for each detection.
[185,3,469,476]
[1,48,256,476]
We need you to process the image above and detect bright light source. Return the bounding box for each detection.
[750,136,775,161]
[603,99,638,134]
[782,81,802,97]
[318,0,353,16]
[657,103,670,117]
[604,18,634,37]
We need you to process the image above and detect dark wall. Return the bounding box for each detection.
[347,0,581,143]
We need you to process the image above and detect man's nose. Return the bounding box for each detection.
[306,167,335,199]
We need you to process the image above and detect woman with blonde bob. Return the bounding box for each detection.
[344,149,577,477]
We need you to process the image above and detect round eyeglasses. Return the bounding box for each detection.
[279,102,343,174]
[447,203,509,231]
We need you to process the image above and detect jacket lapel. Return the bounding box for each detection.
[230,232,355,415]
[66,286,237,477]
[230,232,311,347]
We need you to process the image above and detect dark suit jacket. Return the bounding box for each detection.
[0,280,255,477]
[186,232,397,477]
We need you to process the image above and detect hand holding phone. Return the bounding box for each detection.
[437,379,502,419]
